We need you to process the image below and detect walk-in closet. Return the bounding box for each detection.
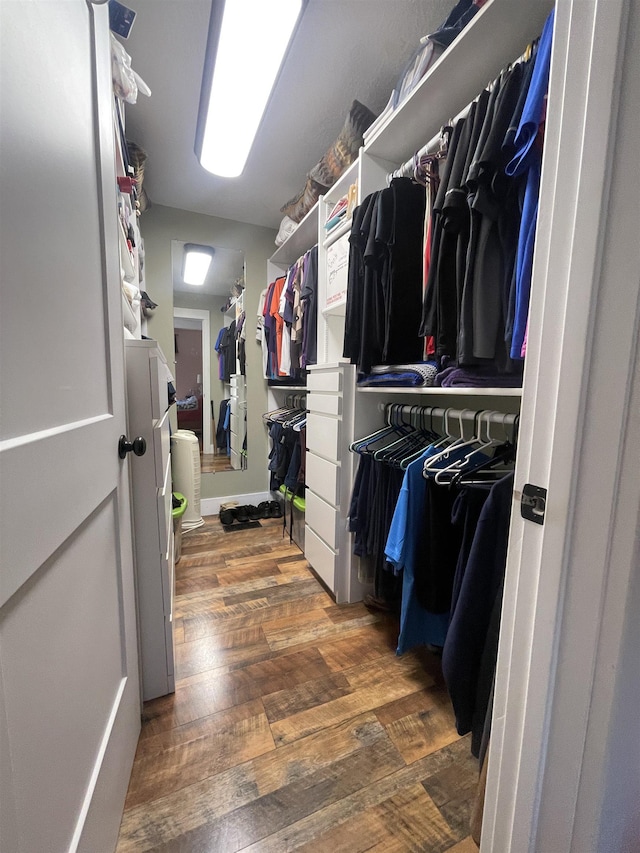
[1,1,638,852]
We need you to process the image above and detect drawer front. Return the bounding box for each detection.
[305,526,337,592]
[229,396,246,415]
[307,371,342,393]
[307,413,340,462]
[230,430,242,454]
[230,412,241,435]
[308,393,341,416]
[230,448,242,470]
[306,452,340,505]
[149,354,168,420]
[306,490,340,550]
[153,414,170,489]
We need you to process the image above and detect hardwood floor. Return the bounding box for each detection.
[201,452,233,473]
[117,517,479,853]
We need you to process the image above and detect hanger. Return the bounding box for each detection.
[349,404,413,453]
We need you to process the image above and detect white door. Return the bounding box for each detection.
[0,3,140,852]
[483,0,640,849]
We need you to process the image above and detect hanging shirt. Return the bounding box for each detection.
[506,8,554,359]
[385,448,451,654]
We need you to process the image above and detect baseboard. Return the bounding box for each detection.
[201,492,273,517]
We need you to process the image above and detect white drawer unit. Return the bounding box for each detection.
[305,525,337,592]
[308,392,342,416]
[307,413,340,462]
[307,370,342,393]
[124,339,175,701]
[306,489,340,550]
[306,451,340,505]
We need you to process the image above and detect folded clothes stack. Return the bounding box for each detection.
[357,362,438,387]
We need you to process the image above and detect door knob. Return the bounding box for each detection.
[118,435,147,459]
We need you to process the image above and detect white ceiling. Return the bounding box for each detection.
[122,0,452,230]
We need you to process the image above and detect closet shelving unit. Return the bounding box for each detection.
[266,0,553,602]
[113,97,146,340]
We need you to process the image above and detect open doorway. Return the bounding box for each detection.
[173,308,213,455]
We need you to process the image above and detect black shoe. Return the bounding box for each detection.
[219,508,235,526]
[247,505,262,521]
[268,500,282,518]
[256,501,271,518]
[235,505,249,523]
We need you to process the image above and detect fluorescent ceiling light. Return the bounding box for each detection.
[183,245,214,285]
[198,0,303,178]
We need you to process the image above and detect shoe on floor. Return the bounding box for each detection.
[256,501,271,519]
[235,505,249,523]
[268,500,282,519]
[247,505,262,521]
[219,508,235,526]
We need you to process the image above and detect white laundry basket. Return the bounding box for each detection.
[171,430,204,531]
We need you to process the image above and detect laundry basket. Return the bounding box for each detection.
[172,492,187,564]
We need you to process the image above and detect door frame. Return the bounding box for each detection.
[173,307,213,453]
[483,0,640,849]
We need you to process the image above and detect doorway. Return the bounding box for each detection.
[173,308,213,454]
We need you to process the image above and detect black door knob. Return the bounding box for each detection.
[118,434,147,459]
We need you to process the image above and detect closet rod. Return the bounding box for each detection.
[389,100,473,182]
[389,38,536,183]
[377,402,518,431]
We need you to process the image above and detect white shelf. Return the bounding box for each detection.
[323,160,359,206]
[270,201,319,267]
[357,385,522,396]
[364,0,554,166]
[323,218,352,249]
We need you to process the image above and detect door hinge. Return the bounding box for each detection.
[519,483,547,525]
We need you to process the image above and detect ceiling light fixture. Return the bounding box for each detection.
[183,244,214,285]
[196,0,304,178]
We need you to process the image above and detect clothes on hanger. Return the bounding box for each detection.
[262,246,318,380]
[343,178,426,374]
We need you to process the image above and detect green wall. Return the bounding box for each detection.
[141,204,276,499]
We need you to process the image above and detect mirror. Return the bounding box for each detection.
[171,241,247,475]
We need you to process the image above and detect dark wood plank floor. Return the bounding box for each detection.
[117,517,479,853]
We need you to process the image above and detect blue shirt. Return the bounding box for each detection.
[506,8,555,358]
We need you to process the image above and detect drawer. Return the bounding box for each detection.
[307,413,340,462]
[306,490,340,550]
[305,526,337,593]
[230,412,242,435]
[307,371,342,393]
[230,431,242,453]
[306,452,340,505]
[149,353,168,420]
[153,414,170,488]
[230,374,243,388]
[229,396,246,415]
[308,393,341,416]
[230,448,242,470]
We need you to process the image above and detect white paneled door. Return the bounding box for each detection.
[0,3,140,852]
